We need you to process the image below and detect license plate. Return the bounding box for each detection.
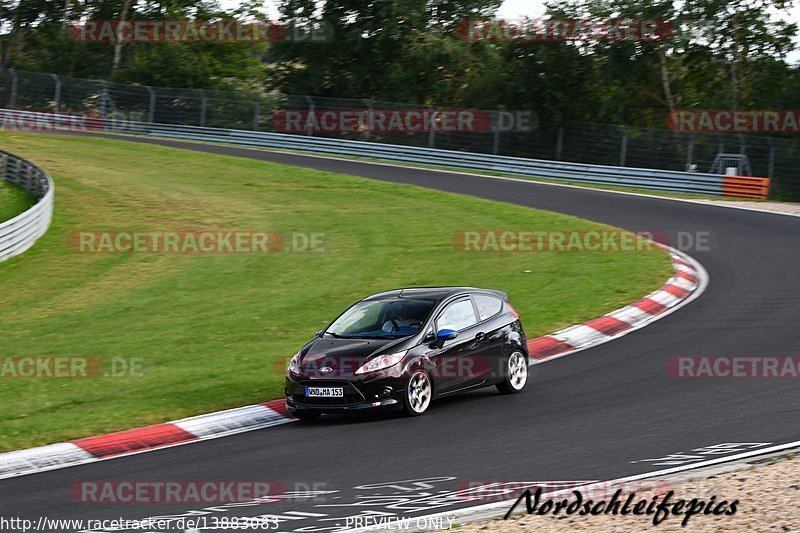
[305,387,344,398]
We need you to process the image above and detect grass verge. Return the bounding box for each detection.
[0,179,36,223]
[0,131,672,451]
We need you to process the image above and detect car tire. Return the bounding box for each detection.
[497,350,528,394]
[403,370,433,416]
[293,412,321,421]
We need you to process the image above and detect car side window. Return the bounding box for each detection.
[437,299,478,332]
[474,295,502,321]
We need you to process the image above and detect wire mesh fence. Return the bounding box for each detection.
[2,67,799,199]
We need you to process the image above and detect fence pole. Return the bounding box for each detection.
[363,99,372,141]
[51,74,61,112]
[555,126,564,160]
[619,129,628,167]
[145,86,156,123]
[767,140,776,200]
[492,111,501,155]
[8,68,18,108]
[686,140,694,171]
[428,105,436,149]
[199,90,207,127]
[305,96,314,136]
[767,142,776,179]
[99,81,109,118]
[252,97,260,131]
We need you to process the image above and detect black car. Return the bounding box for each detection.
[284,287,529,419]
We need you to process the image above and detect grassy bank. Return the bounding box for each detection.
[0,132,673,451]
[0,179,36,223]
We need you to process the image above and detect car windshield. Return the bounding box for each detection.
[326,298,435,338]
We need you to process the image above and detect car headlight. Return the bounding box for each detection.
[288,352,301,374]
[355,351,407,375]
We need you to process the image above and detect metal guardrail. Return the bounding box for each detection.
[0,150,55,262]
[0,109,770,198]
[128,120,768,197]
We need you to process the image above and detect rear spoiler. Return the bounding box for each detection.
[486,289,509,302]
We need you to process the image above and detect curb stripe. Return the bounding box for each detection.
[263,399,292,418]
[664,284,690,299]
[633,298,669,315]
[0,443,94,479]
[72,424,197,458]
[175,404,291,437]
[584,316,634,336]
[553,324,609,350]
[526,336,574,359]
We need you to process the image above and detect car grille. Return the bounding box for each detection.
[293,381,365,407]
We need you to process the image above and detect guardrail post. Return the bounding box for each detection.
[8,68,18,108]
[199,90,207,127]
[686,140,694,171]
[619,129,628,167]
[555,126,564,160]
[492,111,501,155]
[145,86,156,123]
[51,74,61,112]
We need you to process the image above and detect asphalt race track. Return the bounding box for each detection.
[2,135,799,532]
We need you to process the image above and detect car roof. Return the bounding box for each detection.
[363,287,507,303]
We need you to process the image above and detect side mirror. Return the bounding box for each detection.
[437,329,459,341]
[432,329,458,348]
[315,330,324,338]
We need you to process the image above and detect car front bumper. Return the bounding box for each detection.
[285,374,407,414]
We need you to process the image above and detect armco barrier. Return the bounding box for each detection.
[0,150,55,262]
[0,109,771,198]
[127,120,773,198]
[722,175,771,199]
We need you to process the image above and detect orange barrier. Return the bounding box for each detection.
[722,176,771,199]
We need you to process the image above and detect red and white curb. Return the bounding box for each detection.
[0,246,706,481]
[0,400,291,480]
[527,245,706,364]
